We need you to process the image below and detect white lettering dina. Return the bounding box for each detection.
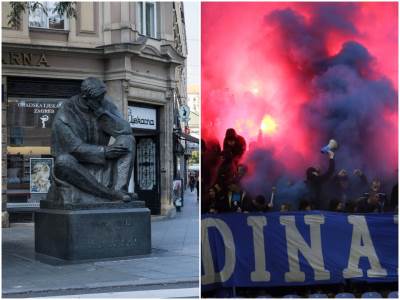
[247,216,271,282]
[343,216,387,278]
[201,218,236,285]
[280,215,330,282]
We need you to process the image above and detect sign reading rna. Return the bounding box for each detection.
[2,52,50,67]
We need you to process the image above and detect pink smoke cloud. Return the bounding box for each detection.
[202,2,398,194]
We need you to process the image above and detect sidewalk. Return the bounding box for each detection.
[2,189,199,298]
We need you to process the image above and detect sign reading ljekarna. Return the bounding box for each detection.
[128,106,157,130]
[2,52,50,67]
[201,212,398,289]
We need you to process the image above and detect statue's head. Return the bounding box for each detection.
[81,77,107,104]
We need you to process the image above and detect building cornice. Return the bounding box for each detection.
[100,43,185,65]
[2,43,103,57]
[3,41,186,65]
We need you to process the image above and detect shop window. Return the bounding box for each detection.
[29,1,67,30]
[7,98,63,204]
[139,2,157,38]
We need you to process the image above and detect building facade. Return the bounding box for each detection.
[187,84,200,139]
[2,1,189,222]
[186,84,200,173]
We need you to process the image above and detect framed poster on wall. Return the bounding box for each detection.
[30,158,53,193]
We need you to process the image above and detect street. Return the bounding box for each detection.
[2,189,199,298]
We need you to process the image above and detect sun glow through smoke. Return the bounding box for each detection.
[260,115,278,135]
[249,82,260,95]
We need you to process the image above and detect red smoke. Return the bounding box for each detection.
[202,2,398,191]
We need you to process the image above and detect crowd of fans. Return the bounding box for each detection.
[201,128,398,298]
[201,128,398,215]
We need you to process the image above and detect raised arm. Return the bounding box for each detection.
[320,152,335,182]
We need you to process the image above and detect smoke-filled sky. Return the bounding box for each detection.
[202,2,398,194]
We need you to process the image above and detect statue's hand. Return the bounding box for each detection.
[105,144,129,159]
[87,97,100,110]
[87,97,105,116]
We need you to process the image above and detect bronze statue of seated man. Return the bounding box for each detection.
[46,77,135,204]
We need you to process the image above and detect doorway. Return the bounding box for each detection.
[135,135,160,214]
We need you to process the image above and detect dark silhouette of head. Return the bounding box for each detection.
[81,77,107,100]
[306,167,320,181]
[255,195,266,205]
[370,179,381,193]
[225,128,237,139]
[299,199,312,211]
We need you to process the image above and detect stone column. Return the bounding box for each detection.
[105,79,126,115]
[120,2,131,43]
[103,2,112,45]
[2,76,9,227]
[159,89,175,216]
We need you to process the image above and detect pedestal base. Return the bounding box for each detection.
[34,205,151,260]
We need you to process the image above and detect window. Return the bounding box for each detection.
[29,1,67,30]
[7,98,63,203]
[139,2,157,38]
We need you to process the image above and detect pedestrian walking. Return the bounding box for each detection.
[189,174,196,192]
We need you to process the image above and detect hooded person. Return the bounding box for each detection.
[222,128,246,166]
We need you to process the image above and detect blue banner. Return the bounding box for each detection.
[202,212,398,290]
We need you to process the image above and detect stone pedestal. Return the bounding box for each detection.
[34,201,151,260]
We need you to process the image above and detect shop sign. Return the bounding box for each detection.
[2,52,50,67]
[179,105,190,122]
[187,141,199,150]
[184,148,192,156]
[9,99,63,129]
[128,106,157,130]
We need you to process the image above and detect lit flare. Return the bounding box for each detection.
[260,115,278,135]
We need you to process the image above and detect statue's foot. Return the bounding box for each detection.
[112,191,129,202]
[122,193,139,202]
[122,194,132,202]
[112,191,138,202]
